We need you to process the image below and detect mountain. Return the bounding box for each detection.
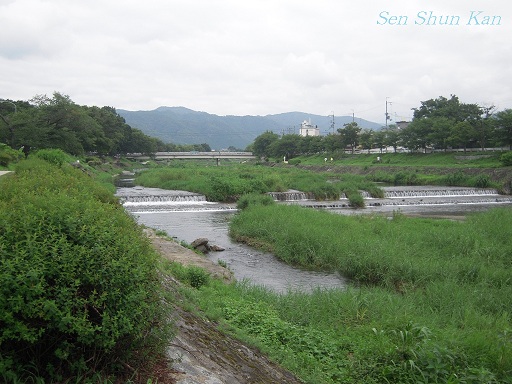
[117,106,383,150]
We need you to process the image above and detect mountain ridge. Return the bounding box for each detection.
[117,107,383,150]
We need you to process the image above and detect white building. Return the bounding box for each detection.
[299,119,320,137]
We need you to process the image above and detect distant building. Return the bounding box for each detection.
[396,121,410,130]
[299,119,320,137]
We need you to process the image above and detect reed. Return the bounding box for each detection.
[135,164,383,202]
[215,205,512,382]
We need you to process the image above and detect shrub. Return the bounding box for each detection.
[311,184,340,201]
[237,193,276,210]
[345,190,365,208]
[0,160,172,381]
[287,158,301,165]
[444,171,468,186]
[31,148,71,167]
[500,151,512,166]
[187,266,211,288]
[0,144,24,167]
[393,171,418,185]
[474,174,491,188]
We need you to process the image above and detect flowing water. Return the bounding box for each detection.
[116,186,512,293]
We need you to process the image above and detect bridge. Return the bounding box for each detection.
[126,151,257,162]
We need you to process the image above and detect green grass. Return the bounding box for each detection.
[294,152,506,168]
[188,205,512,383]
[134,163,382,203]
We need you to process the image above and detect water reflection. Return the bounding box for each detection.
[132,210,348,293]
[119,186,512,294]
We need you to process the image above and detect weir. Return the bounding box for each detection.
[267,190,314,201]
[267,186,512,208]
[119,194,206,204]
[116,186,512,213]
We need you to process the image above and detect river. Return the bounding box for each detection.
[116,186,512,293]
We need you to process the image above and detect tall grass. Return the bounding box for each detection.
[135,163,383,202]
[207,205,512,382]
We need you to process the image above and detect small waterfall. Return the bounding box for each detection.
[267,190,314,201]
[383,187,499,198]
[119,194,206,204]
[115,187,236,213]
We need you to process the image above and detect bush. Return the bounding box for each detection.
[0,160,172,381]
[31,148,71,167]
[500,151,512,166]
[311,184,340,201]
[474,174,491,188]
[444,171,468,186]
[0,144,24,167]
[393,171,418,185]
[345,190,365,208]
[236,193,276,210]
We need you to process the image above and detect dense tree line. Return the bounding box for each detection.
[0,92,210,156]
[250,95,512,159]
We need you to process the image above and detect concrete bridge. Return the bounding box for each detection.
[126,151,256,161]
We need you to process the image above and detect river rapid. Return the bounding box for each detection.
[116,186,512,294]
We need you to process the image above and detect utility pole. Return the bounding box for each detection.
[385,97,391,127]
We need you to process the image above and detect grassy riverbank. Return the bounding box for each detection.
[174,203,512,383]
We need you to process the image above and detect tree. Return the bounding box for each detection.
[359,129,374,153]
[337,122,361,153]
[269,134,301,160]
[449,121,477,152]
[413,95,461,121]
[400,118,433,152]
[373,130,386,153]
[493,109,512,150]
[382,125,401,153]
[252,131,279,158]
[428,117,454,150]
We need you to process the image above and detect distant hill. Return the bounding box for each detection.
[117,106,383,150]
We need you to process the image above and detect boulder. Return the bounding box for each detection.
[191,238,225,254]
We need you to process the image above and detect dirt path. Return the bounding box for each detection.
[147,231,304,384]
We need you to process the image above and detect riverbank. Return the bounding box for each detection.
[147,230,304,384]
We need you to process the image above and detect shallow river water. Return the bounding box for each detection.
[117,186,512,294]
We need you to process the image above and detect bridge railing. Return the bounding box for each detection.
[125,151,256,159]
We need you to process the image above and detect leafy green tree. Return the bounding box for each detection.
[85,106,131,155]
[493,109,512,150]
[337,122,361,153]
[252,131,279,158]
[269,134,301,160]
[373,129,386,153]
[192,143,212,152]
[428,117,454,150]
[382,125,401,153]
[322,133,343,153]
[449,121,477,152]
[401,118,434,152]
[412,95,480,123]
[359,129,374,153]
[299,135,323,155]
[27,93,108,155]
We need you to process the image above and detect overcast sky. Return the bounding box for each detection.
[1,0,511,124]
